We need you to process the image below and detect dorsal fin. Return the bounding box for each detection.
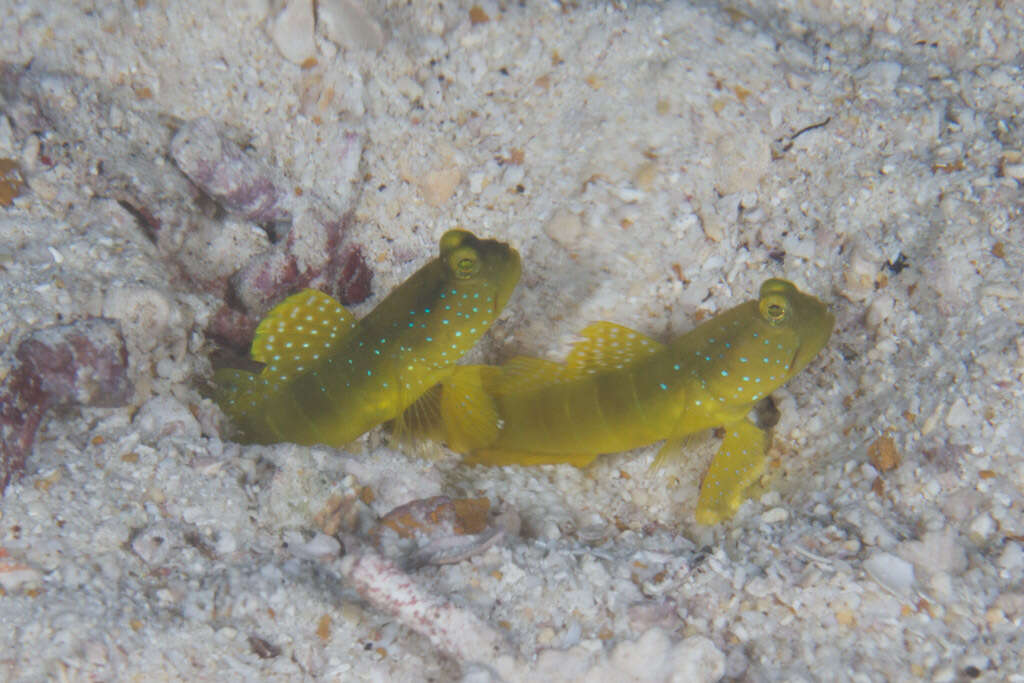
[493,356,566,395]
[564,322,665,376]
[250,289,358,375]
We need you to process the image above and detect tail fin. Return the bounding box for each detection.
[438,365,503,454]
[212,368,262,416]
[212,368,272,443]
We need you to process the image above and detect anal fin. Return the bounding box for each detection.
[695,419,769,525]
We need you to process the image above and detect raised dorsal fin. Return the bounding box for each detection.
[564,322,665,376]
[493,356,566,395]
[250,289,358,375]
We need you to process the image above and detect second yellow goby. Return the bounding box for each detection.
[412,279,833,524]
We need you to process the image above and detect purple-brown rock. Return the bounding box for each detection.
[170,118,293,226]
[0,319,131,491]
[229,209,372,318]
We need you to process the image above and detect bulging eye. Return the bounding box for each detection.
[440,229,473,254]
[449,246,480,279]
[759,293,789,324]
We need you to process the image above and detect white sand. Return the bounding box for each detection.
[1,1,1022,680]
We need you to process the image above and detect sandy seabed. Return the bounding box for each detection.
[1,1,1022,681]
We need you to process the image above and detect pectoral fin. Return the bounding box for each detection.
[393,365,503,455]
[695,419,769,525]
[392,384,444,443]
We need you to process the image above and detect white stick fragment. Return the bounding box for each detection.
[340,548,509,663]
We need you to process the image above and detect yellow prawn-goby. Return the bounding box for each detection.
[214,229,521,446]
[406,278,833,524]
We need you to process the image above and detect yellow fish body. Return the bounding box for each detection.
[420,279,833,524]
[214,229,521,446]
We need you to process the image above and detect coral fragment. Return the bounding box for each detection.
[340,546,508,662]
